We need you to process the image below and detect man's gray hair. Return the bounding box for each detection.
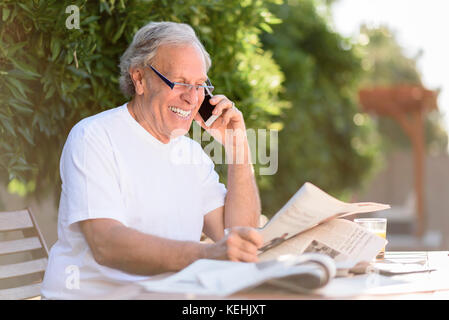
[119,21,212,97]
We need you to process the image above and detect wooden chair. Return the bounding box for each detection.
[0,208,49,300]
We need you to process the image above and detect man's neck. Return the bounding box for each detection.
[127,98,171,144]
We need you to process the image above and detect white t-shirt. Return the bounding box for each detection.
[41,104,227,299]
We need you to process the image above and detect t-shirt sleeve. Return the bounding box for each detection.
[197,148,227,216]
[58,122,128,227]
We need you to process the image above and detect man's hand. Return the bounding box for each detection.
[194,95,246,148]
[204,226,263,262]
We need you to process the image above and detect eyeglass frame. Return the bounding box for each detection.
[149,65,214,94]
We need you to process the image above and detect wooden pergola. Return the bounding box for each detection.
[359,85,439,237]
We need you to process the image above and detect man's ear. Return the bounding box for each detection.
[130,67,145,96]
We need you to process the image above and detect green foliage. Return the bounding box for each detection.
[358,25,448,155]
[260,0,381,215]
[0,0,284,199]
[1,0,387,218]
[358,26,422,87]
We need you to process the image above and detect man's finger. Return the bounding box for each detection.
[236,251,259,263]
[227,245,259,263]
[221,106,237,126]
[211,98,233,116]
[233,227,263,248]
[239,239,260,256]
[227,233,259,255]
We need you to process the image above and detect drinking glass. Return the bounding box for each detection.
[354,218,387,260]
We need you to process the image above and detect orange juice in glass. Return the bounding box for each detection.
[354,218,387,260]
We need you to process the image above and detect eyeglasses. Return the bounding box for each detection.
[149,65,214,94]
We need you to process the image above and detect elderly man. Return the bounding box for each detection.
[41,21,263,299]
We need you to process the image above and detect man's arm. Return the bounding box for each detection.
[224,138,261,229]
[80,219,206,275]
[194,94,262,230]
[202,138,261,242]
[80,218,263,276]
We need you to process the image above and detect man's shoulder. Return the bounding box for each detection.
[70,105,126,138]
[63,105,127,152]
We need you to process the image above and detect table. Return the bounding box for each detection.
[102,251,449,300]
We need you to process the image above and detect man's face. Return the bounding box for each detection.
[138,44,208,142]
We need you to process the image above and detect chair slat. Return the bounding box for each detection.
[0,283,42,300]
[0,209,48,299]
[0,210,33,231]
[0,258,47,279]
[0,237,42,255]
[27,208,49,257]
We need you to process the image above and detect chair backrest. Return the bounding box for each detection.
[0,208,49,300]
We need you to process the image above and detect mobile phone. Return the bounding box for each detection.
[199,87,219,127]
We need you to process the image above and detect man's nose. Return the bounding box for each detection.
[181,86,199,106]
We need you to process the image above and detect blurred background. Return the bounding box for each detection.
[1,0,448,251]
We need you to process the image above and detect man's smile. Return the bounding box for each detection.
[169,106,193,119]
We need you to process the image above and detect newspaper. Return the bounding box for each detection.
[258,182,390,265]
[259,219,386,265]
[139,182,389,296]
[139,253,336,296]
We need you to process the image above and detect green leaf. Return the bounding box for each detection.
[66,50,74,64]
[2,8,10,21]
[17,127,34,145]
[112,20,127,43]
[6,77,29,97]
[89,43,97,55]
[8,57,40,77]
[81,16,101,26]
[4,81,26,100]
[44,86,56,100]
[84,60,92,74]
[100,0,112,14]
[7,68,39,80]
[0,119,16,137]
[67,65,89,78]
[17,3,34,16]
[5,41,27,57]
[259,22,273,33]
[9,101,33,114]
[50,37,62,61]
[104,17,113,36]
[0,111,9,121]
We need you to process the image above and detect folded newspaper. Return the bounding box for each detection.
[258,182,390,267]
[140,182,389,296]
[139,253,336,296]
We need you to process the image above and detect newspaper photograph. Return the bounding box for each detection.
[259,218,386,264]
